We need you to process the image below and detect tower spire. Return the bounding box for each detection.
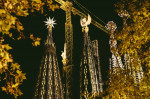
[118,10,143,83]
[44,17,56,45]
[34,17,64,99]
[80,14,103,98]
[106,21,124,73]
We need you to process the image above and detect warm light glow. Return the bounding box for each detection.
[80,14,91,27]
[44,17,56,28]
[61,43,67,59]
[106,21,117,30]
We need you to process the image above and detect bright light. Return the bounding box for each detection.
[44,17,56,28]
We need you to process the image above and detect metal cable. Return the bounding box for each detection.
[73,0,106,25]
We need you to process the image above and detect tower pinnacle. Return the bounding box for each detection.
[34,17,64,99]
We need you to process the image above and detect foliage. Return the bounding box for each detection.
[114,0,150,73]
[103,0,150,98]
[0,41,26,98]
[0,0,59,98]
[103,69,134,99]
[103,69,150,99]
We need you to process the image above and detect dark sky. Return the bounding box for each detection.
[1,0,122,99]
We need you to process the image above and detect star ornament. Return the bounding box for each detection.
[44,17,56,28]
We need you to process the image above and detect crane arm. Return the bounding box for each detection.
[55,0,109,33]
[72,7,109,34]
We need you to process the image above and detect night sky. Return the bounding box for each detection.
[1,0,122,99]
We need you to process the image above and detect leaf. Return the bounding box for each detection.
[30,34,34,39]
[16,22,24,32]
[17,25,24,32]
[36,37,41,41]
[32,40,40,46]
[1,87,6,91]
[12,83,19,88]
[47,0,53,4]
[0,20,3,25]
[17,36,22,40]
[0,9,6,14]
[9,88,14,94]
[9,33,12,37]
[18,90,23,96]
[22,75,27,80]
[0,62,3,69]
[16,70,22,75]
[12,63,20,70]
[4,44,12,50]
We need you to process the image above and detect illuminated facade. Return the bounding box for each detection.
[80,15,103,99]
[54,0,106,98]
[34,18,64,99]
[106,10,144,83]
[124,53,144,83]
[119,10,144,83]
[33,0,144,98]
[106,21,124,73]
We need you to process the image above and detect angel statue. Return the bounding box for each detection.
[80,14,91,32]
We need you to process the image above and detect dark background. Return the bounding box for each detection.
[1,0,122,99]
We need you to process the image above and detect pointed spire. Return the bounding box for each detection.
[80,14,92,46]
[106,21,117,54]
[80,15,103,98]
[106,21,124,72]
[118,10,129,26]
[44,17,56,46]
[118,12,144,83]
[34,17,64,99]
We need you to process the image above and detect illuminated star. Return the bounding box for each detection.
[44,17,56,28]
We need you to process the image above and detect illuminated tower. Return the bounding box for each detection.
[34,17,64,99]
[124,52,143,83]
[106,21,124,73]
[80,15,103,99]
[92,40,103,93]
[119,10,143,83]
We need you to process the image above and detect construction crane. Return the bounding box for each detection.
[55,0,109,33]
[54,0,108,99]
